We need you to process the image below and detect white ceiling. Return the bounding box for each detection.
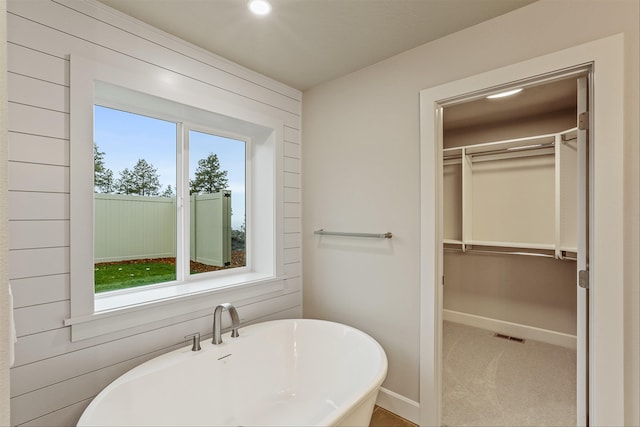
[96,0,536,91]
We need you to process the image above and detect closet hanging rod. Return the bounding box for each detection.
[442,143,555,161]
[314,229,393,239]
[444,246,576,261]
[473,143,554,157]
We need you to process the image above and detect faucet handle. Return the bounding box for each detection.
[184,333,202,351]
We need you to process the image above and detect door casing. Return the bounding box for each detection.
[419,34,625,427]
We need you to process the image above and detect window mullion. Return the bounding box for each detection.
[176,122,187,282]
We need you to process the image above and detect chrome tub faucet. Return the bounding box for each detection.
[212,303,240,344]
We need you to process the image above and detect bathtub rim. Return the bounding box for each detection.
[77,317,388,427]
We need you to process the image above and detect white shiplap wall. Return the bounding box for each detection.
[6,1,302,425]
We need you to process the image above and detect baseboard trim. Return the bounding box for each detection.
[375,387,419,424]
[443,309,577,350]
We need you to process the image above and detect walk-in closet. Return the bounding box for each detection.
[441,76,583,426]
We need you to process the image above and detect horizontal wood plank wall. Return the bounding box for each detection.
[6,0,302,425]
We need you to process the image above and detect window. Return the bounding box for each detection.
[93,107,178,292]
[93,107,247,294]
[67,55,286,341]
[187,129,246,276]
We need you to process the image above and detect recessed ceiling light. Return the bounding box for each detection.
[248,0,272,16]
[486,88,523,99]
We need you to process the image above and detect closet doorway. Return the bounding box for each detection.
[439,71,589,426]
[420,34,625,427]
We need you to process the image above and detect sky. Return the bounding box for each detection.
[94,105,246,229]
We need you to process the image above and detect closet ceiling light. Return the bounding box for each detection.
[248,0,272,16]
[486,88,523,99]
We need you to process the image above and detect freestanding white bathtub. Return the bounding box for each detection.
[77,318,388,426]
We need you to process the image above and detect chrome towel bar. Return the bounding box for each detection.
[314,229,392,239]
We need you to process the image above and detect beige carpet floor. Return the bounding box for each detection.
[443,321,576,427]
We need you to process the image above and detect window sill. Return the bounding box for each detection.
[64,272,285,342]
[94,270,271,312]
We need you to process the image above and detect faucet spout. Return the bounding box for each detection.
[212,303,240,344]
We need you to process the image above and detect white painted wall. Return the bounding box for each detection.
[6,1,301,425]
[302,0,639,423]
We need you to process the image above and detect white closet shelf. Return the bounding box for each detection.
[443,241,579,261]
[443,127,579,259]
[465,240,556,250]
[466,135,555,156]
[443,132,562,155]
[443,240,558,251]
[443,238,463,245]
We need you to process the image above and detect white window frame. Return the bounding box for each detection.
[180,124,251,282]
[66,54,285,342]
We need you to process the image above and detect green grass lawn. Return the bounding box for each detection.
[94,261,176,293]
[94,252,245,293]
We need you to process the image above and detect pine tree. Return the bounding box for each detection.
[190,153,229,194]
[94,143,114,193]
[115,159,161,196]
[161,185,175,197]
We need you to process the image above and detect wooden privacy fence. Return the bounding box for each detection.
[94,191,231,266]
